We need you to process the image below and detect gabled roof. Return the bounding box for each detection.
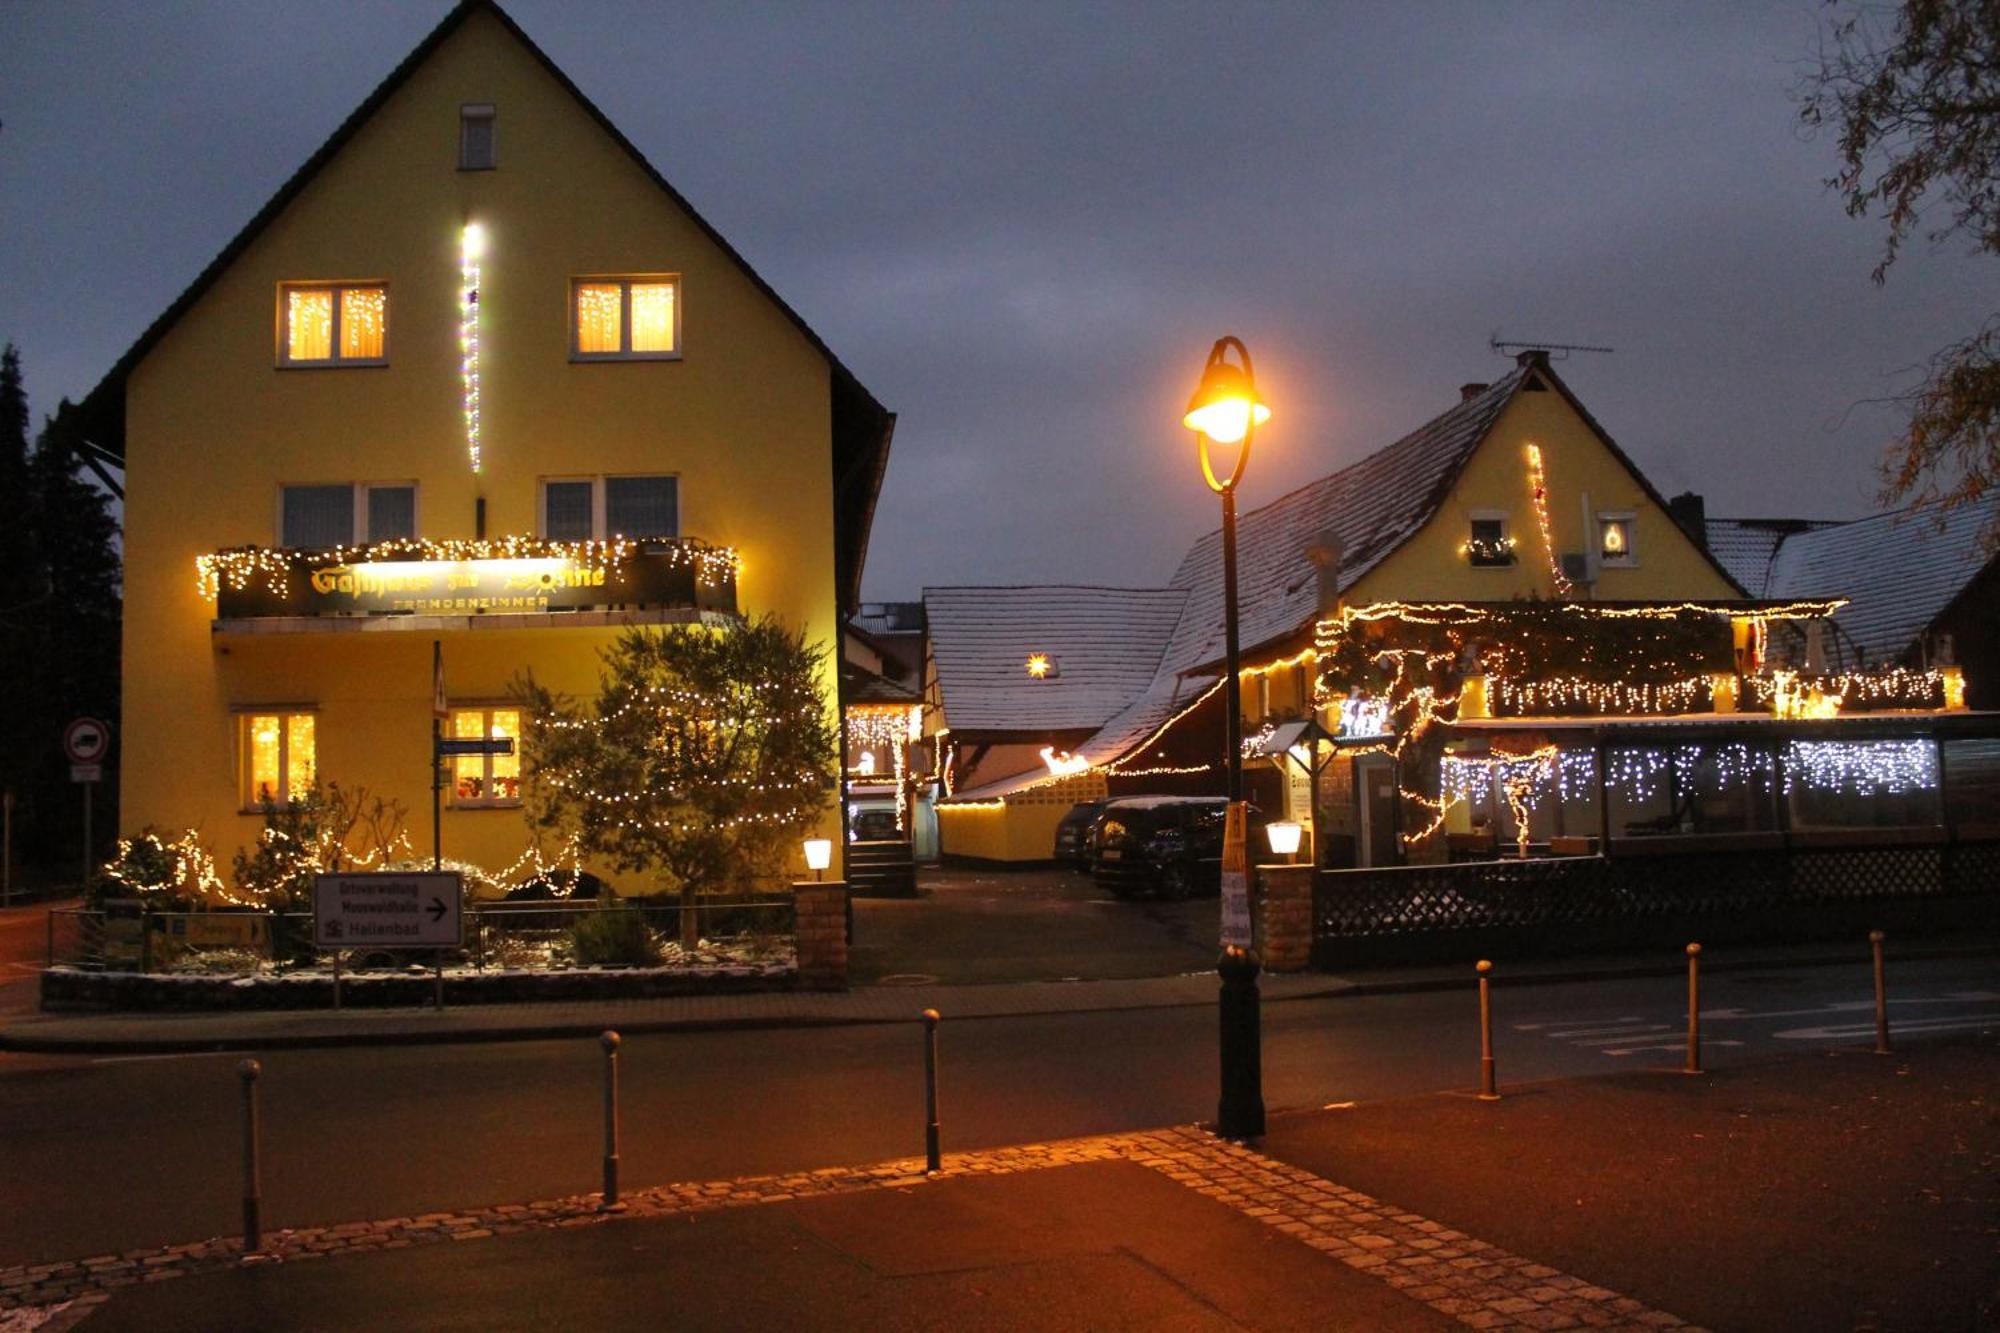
[1762,495,2000,667]
[74,0,892,610]
[922,585,1190,733]
[841,658,921,707]
[1703,517,1840,596]
[1156,370,1527,676]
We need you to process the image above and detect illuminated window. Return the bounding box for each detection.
[1598,513,1636,567]
[241,711,315,808]
[280,483,416,548]
[540,475,678,539]
[279,284,387,365]
[1467,513,1515,567]
[571,277,679,359]
[458,103,496,170]
[450,707,521,806]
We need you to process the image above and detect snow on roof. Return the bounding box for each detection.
[922,585,1190,732]
[1763,496,1999,668]
[1157,370,1527,675]
[1080,672,1220,769]
[1703,518,1839,596]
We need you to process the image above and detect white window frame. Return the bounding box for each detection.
[276,482,419,549]
[1466,509,1516,569]
[538,474,679,540]
[569,276,682,362]
[235,707,317,811]
[446,704,522,809]
[276,282,389,368]
[458,103,496,171]
[1597,511,1638,568]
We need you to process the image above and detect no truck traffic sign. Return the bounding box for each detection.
[313,872,462,950]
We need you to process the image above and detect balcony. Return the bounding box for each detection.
[200,537,739,634]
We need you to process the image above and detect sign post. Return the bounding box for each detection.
[63,718,111,888]
[314,871,463,1010]
[431,642,446,873]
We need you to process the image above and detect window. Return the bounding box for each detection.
[540,475,678,539]
[241,711,315,808]
[571,277,678,359]
[279,284,386,365]
[450,707,521,806]
[1598,513,1636,567]
[1466,512,1515,567]
[459,103,495,170]
[280,483,416,548]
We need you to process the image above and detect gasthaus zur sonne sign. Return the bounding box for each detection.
[313,872,463,950]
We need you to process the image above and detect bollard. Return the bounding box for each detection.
[1684,943,1703,1075]
[1870,929,1891,1055]
[1476,960,1499,1101]
[238,1059,263,1254]
[922,1008,942,1173]
[599,1031,623,1210]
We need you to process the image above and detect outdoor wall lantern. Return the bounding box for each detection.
[802,837,833,882]
[1265,821,1303,861]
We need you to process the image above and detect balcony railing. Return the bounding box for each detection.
[199,537,738,623]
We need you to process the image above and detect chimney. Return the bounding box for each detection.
[1459,382,1488,402]
[1305,529,1344,616]
[1666,492,1707,549]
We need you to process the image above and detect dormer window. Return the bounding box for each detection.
[1466,513,1516,567]
[459,104,496,170]
[279,284,386,366]
[1598,513,1636,567]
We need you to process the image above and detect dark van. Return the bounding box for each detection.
[1091,797,1265,900]
[1052,800,1108,869]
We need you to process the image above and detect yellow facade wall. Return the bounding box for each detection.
[1343,387,1740,607]
[119,11,848,889]
[937,774,1106,862]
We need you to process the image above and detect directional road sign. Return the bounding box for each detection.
[435,737,515,757]
[313,872,463,949]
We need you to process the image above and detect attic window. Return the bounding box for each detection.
[279,283,386,366]
[1598,513,1636,567]
[1465,513,1516,568]
[459,104,496,170]
[572,277,680,359]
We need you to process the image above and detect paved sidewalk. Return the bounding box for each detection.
[4,934,1991,1054]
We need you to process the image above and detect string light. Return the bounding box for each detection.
[1489,675,1712,717]
[461,222,484,473]
[196,536,740,601]
[1524,444,1572,597]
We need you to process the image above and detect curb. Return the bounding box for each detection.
[4,942,1993,1056]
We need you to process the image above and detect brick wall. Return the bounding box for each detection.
[1257,865,1313,972]
[794,882,849,990]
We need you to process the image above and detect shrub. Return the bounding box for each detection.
[569,904,661,968]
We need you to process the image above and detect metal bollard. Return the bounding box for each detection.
[600,1031,623,1210]
[1684,943,1703,1075]
[1476,960,1499,1101]
[1870,930,1891,1055]
[922,1008,942,1173]
[238,1059,263,1254]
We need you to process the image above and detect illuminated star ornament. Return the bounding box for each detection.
[1026,653,1054,679]
[461,222,485,473]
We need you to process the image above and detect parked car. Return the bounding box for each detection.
[850,808,902,842]
[1052,800,1108,869]
[1091,796,1267,900]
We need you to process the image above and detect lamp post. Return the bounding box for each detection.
[1184,335,1270,1140]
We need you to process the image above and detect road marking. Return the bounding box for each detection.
[1774,1014,2000,1041]
[1602,1040,1744,1057]
[1705,993,2000,1021]
[1548,1022,1672,1041]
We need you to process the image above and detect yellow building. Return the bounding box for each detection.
[933,354,1751,861]
[78,1,892,890]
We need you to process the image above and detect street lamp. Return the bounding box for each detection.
[802,837,833,883]
[1265,821,1303,863]
[1184,334,1269,1140]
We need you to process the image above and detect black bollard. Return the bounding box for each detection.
[922,1009,942,1173]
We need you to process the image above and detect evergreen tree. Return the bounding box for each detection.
[0,346,40,847]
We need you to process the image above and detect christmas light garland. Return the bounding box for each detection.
[1524,444,1572,596]
[461,223,484,473]
[196,536,741,601]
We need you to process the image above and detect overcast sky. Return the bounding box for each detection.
[3,1,1990,599]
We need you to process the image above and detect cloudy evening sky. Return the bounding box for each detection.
[2,1,1991,599]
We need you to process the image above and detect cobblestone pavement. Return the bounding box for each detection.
[0,1125,1698,1332]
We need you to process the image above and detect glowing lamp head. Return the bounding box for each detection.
[461,222,486,262]
[1183,359,1270,445]
[1265,821,1304,858]
[802,837,833,873]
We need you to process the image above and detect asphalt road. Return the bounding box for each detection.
[2,953,1993,1268]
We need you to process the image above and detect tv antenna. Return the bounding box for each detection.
[1490,336,1614,361]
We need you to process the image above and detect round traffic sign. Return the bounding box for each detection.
[64,717,111,764]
